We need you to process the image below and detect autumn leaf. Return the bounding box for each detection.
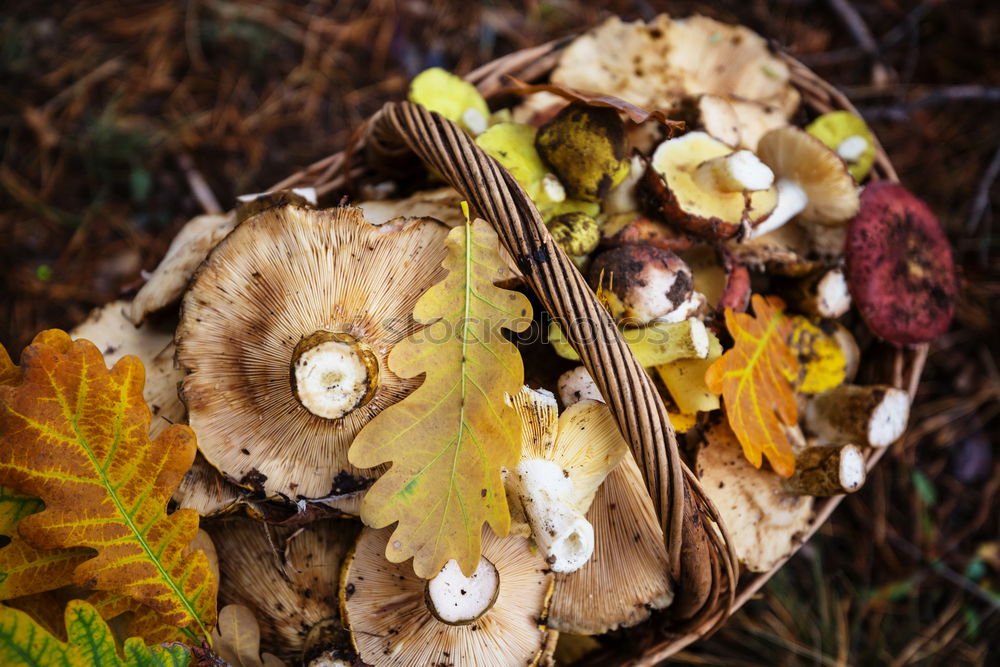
[0,486,92,600]
[0,331,217,638]
[705,295,799,477]
[211,605,284,667]
[786,315,846,395]
[0,599,190,666]
[349,218,532,578]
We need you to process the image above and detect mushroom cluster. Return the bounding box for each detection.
[53,11,955,666]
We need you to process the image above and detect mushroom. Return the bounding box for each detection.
[680,245,751,313]
[696,420,814,572]
[173,455,249,517]
[780,266,852,319]
[656,329,723,414]
[340,526,554,666]
[548,448,674,634]
[557,366,602,407]
[783,444,866,496]
[806,111,876,182]
[475,122,570,215]
[535,103,630,203]
[599,213,694,253]
[587,244,699,326]
[551,15,798,119]
[674,94,789,152]
[176,205,449,502]
[642,132,778,240]
[505,387,628,573]
[548,317,710,367]
[408,67,490,136]
[209,516,360,665]
[548,211,600,258]
[787,315,848,396]
[844,182,957,346]
[751,126,860,239]
[805,384,910,448]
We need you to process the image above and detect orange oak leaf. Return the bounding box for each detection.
[705,294,799,477]
[0,331,216,637]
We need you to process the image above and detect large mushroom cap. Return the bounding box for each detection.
[551,15,799,118]
[845,182,957,345]
[756,126,860,226]
[177,205,449,500]
[341,527,553,666]
[210,516,360,664]
[548,449,674,634]
[644,132,778,240]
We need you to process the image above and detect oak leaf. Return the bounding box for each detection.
[0,331,216,637]
[0,599,190,666]
[349,219,532,578]
[786,315,846,395]
[705,295,799,477]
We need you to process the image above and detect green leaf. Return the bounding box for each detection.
[0,599,190,666]
[349,219,532,578]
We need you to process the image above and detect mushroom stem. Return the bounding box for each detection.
[784,267,852,319]
[693,150,775,193]
[656,331,723,414]
[290,331,379,420]
[509,459,594,573]
[805,384,910,448]
[782,444,866,496]
[549,317,710,367]
[749,178,808,238]
[425,557,500,625]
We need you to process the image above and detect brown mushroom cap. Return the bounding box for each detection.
[176,206,448,500]
[341,527,553,666]
[588,244,694,326]
[549,449,673,634]
[210,516,359,664]
[643,132,778,240]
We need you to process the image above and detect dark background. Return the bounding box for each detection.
[1,1,997,663]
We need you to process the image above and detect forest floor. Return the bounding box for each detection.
[1,1,998,663]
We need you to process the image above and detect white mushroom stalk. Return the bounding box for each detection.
[508,459,595,572]
[783,444,866,496]
[806,384,910,448]
[693,150,774,193]
[460,107,489,136]
[506,389,628,575]
[748,178,807,238]
[291,331,379,420]
[425,557,500,625]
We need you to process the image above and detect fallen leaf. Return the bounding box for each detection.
[349,219,532,578]
[0,598,190,666]
[211,605,285,667]
[0,331,217,637]
[705,295,799,476]
[786,315,846,394]
[0,486,92,600]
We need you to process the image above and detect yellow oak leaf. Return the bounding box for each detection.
[0,599,190,666]
[0,331,216,637]
[349,219,532,578]
[705,295,799,477]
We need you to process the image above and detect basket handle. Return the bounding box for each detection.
[367,102,737,629]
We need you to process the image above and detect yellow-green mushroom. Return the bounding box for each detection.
[806,111,876,182]
[409,67,491,135]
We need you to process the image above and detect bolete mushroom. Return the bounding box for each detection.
[176,205,448,502]
[209,516,360,665]
[805,384,910,448]
[642,132,778,240]
[844,182,957,346]
[783,444,866,496]
[340,526,554,666]
[505,388,628,573]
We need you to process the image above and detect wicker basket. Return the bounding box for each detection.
[267,36,929,667]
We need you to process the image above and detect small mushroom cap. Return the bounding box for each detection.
[845,182,957,346]
[697,420,814,572]
[341,526,553,666]
[588,244,694,326]
[757,126,860,226]
[806,111,876,182]
[549,449,674,634]
[129,213,236,324]
[177,206,449,499]
[644,132,778,240]
[70,299,185,440]
[210,516,359,664]
[552,15,798,117]
[408,67,490,135]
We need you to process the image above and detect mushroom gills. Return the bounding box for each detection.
[425,557,500,625]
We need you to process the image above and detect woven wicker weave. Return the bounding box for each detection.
[268,37,929,666]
